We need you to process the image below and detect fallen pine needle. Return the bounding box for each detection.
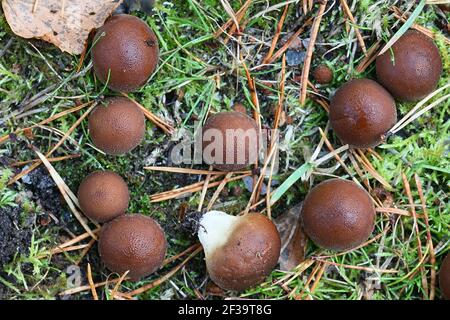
[300,1,327,105]
[87,264,99,300]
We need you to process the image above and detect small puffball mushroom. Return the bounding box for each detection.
[301,179,375,251]
[440,253,450,299]
[92,14,159,92]
[313,64,333,84]
[202,111,260,171]
[232,102,247,114]
[198,211,281,291]
[330,78,397,148]
[99,214,167,280]
[88,97,146,155]
[78,171,129,223]
[376,30,442,102]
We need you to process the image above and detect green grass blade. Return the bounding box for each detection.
[378,0,426,56]
[270,162,313,205]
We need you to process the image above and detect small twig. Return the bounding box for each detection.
[10,154,80,167]
[390,84,450,134]
[263,4,290,64]
[32,0,39,13]
[300,1,327,105]
[144,166,250,175]
[87,264,99,300]
[123,93,174,135]
[110,271,130,300]
[266,18,313,64]
[8,103,96,185]
[214,0,252,38]
[311,258,398,274]
[402,173,428,298]
[127,246,202,296]
[414,174,436,300]
[339,0,367,55]
[150,173,251,202]
[198,166,213,212]
[355,41,381,73]
[207,172,233,211]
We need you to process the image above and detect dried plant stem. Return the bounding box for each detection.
[150,173,251,202]
[11,154,80,167]
[263,4,290,64]
[414,174,436,300]
[390,84,450,134]
[207,172,233,211]
[0,101,92,145]
[316,225,391,259]
[128,246,202,296]
[198,166,213,211]
[110,271,130,300]
[299,1,327,105]
[267,18,313,64]
[144,166,250,175]
[162,244,201,266]
[375,207,413,217]
[214,0,252,38]
[356,41,381,73]
[402,173,428,298]
[34,149,97,240]
[32,0,39,13]
[123,93,174,135]
[8,104,96,185]
[312,258,398,274]
[339,0,367,55]
[87,264,99,300]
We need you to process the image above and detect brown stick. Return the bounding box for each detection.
[263,4,290,64]
[299,1,327,105]
[414,174,436,300]
[339,0,367,55]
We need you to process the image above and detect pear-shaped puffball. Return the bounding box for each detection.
[198,211,281,291]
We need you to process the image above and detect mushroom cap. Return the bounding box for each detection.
[330,78,397,148]
[202,112,260,171]
[301,179,375,251]
[440,253,450,299]
[200,212,281,291]
[376,30,442,102]
[99,214,167,280]
[88,97,146,155]
[313,64,333,84]
[92,14,159,92]
[77,171,129,223]
[232,102,247,114]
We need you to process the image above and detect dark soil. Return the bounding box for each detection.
[0,205,32,267]
[22,167,63,219]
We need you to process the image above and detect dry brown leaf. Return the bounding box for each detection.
[2,0,123,55]
[274,203,308,271]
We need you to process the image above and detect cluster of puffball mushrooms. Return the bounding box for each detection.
[76,12,449,296]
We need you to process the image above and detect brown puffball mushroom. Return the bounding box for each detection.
[313,64,333,84]
[301,179,375,251]
[202,112,260,171]
[440,253,450,299]
[99,214,167,280]
[232,102,247,114]
[198,211,281,291]
[78,171,129,223]
[376,30,442,102]
[330,78,397,148]
[92,14,159,92]
[89,97,146,155]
